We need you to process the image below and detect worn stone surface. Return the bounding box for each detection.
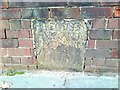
[34,19,87,71]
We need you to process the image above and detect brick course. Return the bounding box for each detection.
[96,40,118,49]
[89,30,112,40]
[80,7,113,18]
[1,8,21,19]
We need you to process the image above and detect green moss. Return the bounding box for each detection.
[4,69,24,76]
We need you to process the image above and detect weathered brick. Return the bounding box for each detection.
[106,59,119,67]
[0,30,5,39]
[18,30,30,38]
[1,57,21,64]
[1,9,21,19]
[96,40,118,49]
[67,7,80,19]
[18,39,33,47]
[11,57,21,64]
[70,2,99,7]
[6,30,30,38]
[100,2,119,6]
[22,20,31,29]
[88,40,95,48]
[2,57,12,64]
[89,30,112,40]
[85,49,111,58]
[33,9,48,19]
[114,6,120,17]
[9,2,67,8]
[108,19,120,29]
[0,39,18,48]
[112,30,120,39]
[85,58,105,66]
[0,48,7,56]
[0,20,9,29]
[92,19,105,29]
[10,20,21,30]
[22,9,48,19]
[8,48,31,56]
[51,7,80,19]
[93,58,105,66]
[80,7,113,19]
[111,49,120,58]
[85,58,93,66]
[85,66,118,72]
[50,8,65,18]
[21,57,35,65]
[21,9,33,19]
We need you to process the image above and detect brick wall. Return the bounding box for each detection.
[0,1,119,72]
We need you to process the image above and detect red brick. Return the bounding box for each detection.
[19,39,33,47]
[106,59,119,67]
[0,20,9,29]
[92,19,105,28]
[30,49,35,56]
[50,7,80,19]
[0,30,5,39]
[111,49,120,58]
[112,30,120,39]
[108,19,120,29]
[0,48,7,56]
[114,6,120,18]
[96,40,118,49]
[80,7,113,18]
[22,20,31,29]
[67,7,80,19]
[21,57,35,65]
[50,8,65,18]
[6,30,30,38]
[88,40,95,48]
[1,8,21,19]
[8,48,31,56]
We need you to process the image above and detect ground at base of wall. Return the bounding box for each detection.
[0,70,119,88]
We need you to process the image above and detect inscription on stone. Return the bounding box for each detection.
[34,19,87,71]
